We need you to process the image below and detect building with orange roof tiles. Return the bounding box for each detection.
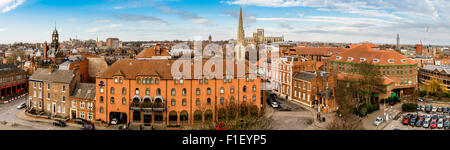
[328,44,418,100]
[95,48,262,127]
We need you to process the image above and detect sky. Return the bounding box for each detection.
[0,0,450,45]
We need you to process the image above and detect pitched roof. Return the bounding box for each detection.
[337,74,393,85]
[30,68,75,83]
[71,83,96,100]
[329,44,416,66]
[293,72,317,82]
[0,64,25,75]
[291,47,349,56]
[99,59,255,80]
[136,48,171,58]
[422,65,450,74]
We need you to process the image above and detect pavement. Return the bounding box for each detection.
[265,92,331,130]
[0,96,79,130]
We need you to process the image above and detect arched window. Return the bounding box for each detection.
[196,88,200,95]
[243,96,247,102]
[230,86,235,93]
[145,88,150,95]
[171,88,176,96]
[180,78,184,84]
[194,110,202,123]
[180,111,188,124]
[100,87,104,93]
[110,87,115,94]
[155,78,159,84]
[137,78,141,84]
[230,96,235,103]
[171,99,176,106]
[99,107,104,113]
[122,88,126,95]
[135,88,139,95]
[207,98,211,105]
[220,87,224,94]
[253,94,257,101]
[253,85,257,92]
[156,88,161,95]
[207,88,211,95]
[182,99,187,106]
[110,97,115,104]
[220,97,224,104]
[243,86,247,92]
[149,78,154,84]
[100,96,104,103]
[122,98,126,104]
[182,88,187,96]
[119,77,123,83]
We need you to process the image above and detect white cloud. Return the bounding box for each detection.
[86,24,122,33]
[0,0,26,13]
[0,28,6,32]
[94,19,113,24]
[223,0,302,7]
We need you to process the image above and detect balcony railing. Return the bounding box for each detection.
[131,102,165,111]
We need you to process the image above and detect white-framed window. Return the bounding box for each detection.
[38,101,42,108]
[39,92,42,98]
[62,96,66,102]
[336,56,342,60]
[62,106,65,114]
[347,57,354,61]
[373,59,380,63]
[88,102,93,110]
[47,104,50,111]
[47,83,50,90]
[33,101,36,108]
[72,101,76,108]
[388,59,394,63]
[62,85,66,92]
[80,101,85,108]
[57,105,61,113]
[360,58,367,62]
[33,91,36,97]
[47,93,50,100]
[33,82,36,88]
[88,113,93,120]
[80,112,85,119]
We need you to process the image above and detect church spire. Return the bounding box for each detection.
[237,7,245,45]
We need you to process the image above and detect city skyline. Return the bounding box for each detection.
[0,0,450,45]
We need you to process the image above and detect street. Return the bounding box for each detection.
[0,96,78,130]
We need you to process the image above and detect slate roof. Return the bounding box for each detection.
[0,64,25,75]
[29,68,75,83]
[71,83,96,100]
[293,72,317,82]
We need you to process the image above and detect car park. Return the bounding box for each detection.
[416,119,424,127]
[439,115,445,120]
[445,120,450,130]
[425,105,432,113]
[423,120,430,128]
[432,107,438,112]
[409,114,417,126]
[53,120,66,127]
[425,114,431,120]
[431,120,437,129]
[444,107,449,113]
[417,105,422,111]
[402,114,411,125]
[438,119,444,129]
[374,117,383,126]
[438,107,443,112]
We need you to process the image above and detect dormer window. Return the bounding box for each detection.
[336,56,342,60]
[347,57,354,61]
[388,59,394,63]
[373,59,380,63]
[360,58,367,62]
[401,59,407,63]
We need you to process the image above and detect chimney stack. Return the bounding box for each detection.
[43,41,48,60]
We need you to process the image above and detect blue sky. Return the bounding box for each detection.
[0,0,450,45]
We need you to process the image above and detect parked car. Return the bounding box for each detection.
[444,120,450,130]
[425,105,432,113]
[423,120,430,128]
[73,118,88,125]
[432,107,438,112]
[402,114,411,125]
[374,117,383,126]
[438,107,443,112]
[431,120,438,129]
[416,119,424,127]
[438,119,444,129]
[439,115,445,120]
[418,114,425,121]
[271,101,280,108]
[417,105,422,111]
[53,120,66,127]
[16,102,26,109]
[111,118,118,125]
[81,123,95,130]
[443,107,449,113]
[447,107,450,113]
[425,114,431,120]
[432,114,438,121]
[409,115,417,126]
